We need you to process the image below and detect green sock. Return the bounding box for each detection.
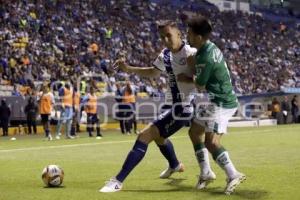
[212,146,226,160]
[193,143,205,152]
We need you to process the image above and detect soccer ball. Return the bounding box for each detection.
[42,165,64,187]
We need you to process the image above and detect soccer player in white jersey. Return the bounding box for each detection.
[100,20,201,193]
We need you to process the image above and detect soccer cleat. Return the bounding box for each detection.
[224,172,246,195]
[96,136,102,140]
[48,135,53,141]
[196,170,216,190]
[99,178,123,193]
[159,162,185,179]
[66,135,75,139]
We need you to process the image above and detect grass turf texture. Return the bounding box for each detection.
[0,125,300,200]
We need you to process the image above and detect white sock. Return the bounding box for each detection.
[215,151,238,179]
[195,148,212,175]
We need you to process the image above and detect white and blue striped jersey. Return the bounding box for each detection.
[152,43,197,105]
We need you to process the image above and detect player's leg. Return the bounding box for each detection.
[153,107,192,179]
[32,119,37,134]
[205,132,245,194]
[87,113,93,137]
[45,115,52,140]
[94,114,102,138]
[189,121,215,189]
[56,109,64,139]
[3,119,8,136]
[41,115,49,139]
[70,110,77,136]
[205,107,245,195]
[65,107,73,139]
[27,117,32,134]
[155,137,184,179]
[100,123,160,192]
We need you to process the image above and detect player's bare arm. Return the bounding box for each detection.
[187,54,196,74]
[114,58,161,78]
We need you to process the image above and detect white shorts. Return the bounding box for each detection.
[193,105,237,134]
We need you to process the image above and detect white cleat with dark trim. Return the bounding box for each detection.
[159,162,185,179]
[196,170,216,190]
[224,172,246,195]
[99,178,123,193]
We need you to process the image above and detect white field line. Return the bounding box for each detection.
[0,135,185,153]
[0,127,296,153]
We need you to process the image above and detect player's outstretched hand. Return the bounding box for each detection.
[113,58,127,72]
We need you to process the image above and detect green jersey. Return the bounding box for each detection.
[195,41,238,108]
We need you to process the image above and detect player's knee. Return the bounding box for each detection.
[205,134,221,151]
[137,124,159,144]
[154,137,165,145]
[188,123,205,139]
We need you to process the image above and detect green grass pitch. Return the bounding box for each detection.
[0,125,300,200]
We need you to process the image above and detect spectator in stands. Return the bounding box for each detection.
[291,95,299,123]
[281,96,291,124]
[271,97,281,120]
[0,99,11,136]
[0,0,299,96]
[24,96,38,134]
[11,85,21,96]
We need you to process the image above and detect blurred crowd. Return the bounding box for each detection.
[0,0,299,96]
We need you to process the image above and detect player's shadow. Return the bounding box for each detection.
[204,187,269,199]
[125,180,269,199]
[124,178,193,193]
[163,178,187,186]
[43,186,66,189]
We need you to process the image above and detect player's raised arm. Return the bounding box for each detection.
[113,58,161,78]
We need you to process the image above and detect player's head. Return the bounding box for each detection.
[156,20,182,52]
[187,16,212,48]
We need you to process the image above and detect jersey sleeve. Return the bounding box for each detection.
[185,45,197,57]
[152,50,166,72]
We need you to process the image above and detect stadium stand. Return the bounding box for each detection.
[0,0,299,96]
[0,0,299,127]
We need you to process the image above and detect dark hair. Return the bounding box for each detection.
[156,20,177,30]
[187,16,212,38]
[65,83,70,90]
[1,99,6,106]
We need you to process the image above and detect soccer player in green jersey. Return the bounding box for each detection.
[186,16,246,195]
